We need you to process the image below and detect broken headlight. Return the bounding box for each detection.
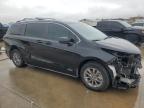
[103,48,141,88]
[103,48,141,66]
[103,48,141,75]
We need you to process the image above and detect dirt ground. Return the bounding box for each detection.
[0,42,144,108]
[0,41,4,47]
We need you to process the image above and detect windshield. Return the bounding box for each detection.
[119,21,131,28]
[68,22,107,41]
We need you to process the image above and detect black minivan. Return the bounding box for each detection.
[3,18,142,91]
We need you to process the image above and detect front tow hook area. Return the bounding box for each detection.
[120,77,135,85]
[113,74,141,89]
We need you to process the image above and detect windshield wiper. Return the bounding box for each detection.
[92,36,112,41]
[92,39,101,41]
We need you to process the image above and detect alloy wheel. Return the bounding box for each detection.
[12,52,22,66]
[83,67,103,88]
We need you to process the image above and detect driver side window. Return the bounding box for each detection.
[47,23,78,42]
[110,22,124,29]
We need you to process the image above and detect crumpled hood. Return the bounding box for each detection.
[95,37,141,54]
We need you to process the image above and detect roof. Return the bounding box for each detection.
[15,18,79,26]
[16,18,56,22]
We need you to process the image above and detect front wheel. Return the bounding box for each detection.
[80,62,110,91]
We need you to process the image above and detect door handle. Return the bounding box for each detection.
[45,41,51,45]
[36,40,43,43]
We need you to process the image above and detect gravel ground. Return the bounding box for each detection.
[0,42,4,48]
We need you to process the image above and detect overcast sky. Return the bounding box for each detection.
[0,0,144,23]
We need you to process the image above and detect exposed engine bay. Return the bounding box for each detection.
[109,52,141,89]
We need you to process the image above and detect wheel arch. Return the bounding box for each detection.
[78,58,113,82]
[9,45,20,59]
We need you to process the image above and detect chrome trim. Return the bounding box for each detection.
[108,65,117,78]
[76,69,79,77]
[27,64,78,78]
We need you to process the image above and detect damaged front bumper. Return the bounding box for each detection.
[108,54,142,89]
[112,70,140,89]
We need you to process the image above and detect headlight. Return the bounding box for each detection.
[102,48,131,57]
[102,48,119,56]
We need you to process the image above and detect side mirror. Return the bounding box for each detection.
[120,28,126,32]
[59,37,75,46]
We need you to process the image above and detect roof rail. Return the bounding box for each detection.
[35,17,56,20]
[17,18,56,22]
[17,18,37,22]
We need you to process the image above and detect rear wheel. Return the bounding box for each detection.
[11,49,26,67]
[80,62,110,91]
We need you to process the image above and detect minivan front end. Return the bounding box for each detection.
[107,50,141,89]
[68,22,142,90]
[94,37,142,89]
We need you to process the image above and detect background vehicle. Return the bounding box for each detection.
[132,22,144,27]
[0,23,8,40]
[3,18,141,91]
[94,20,144,45]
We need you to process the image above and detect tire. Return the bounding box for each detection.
[80,61,110,91]
[11,49,26,67]
[125,34,139,45]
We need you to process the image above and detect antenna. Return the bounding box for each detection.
[35,17,56,20]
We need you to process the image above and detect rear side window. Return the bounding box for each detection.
[9,23,26,35]
[25,23,47,37]
[47,23,77,41]
[109,21,123,28]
